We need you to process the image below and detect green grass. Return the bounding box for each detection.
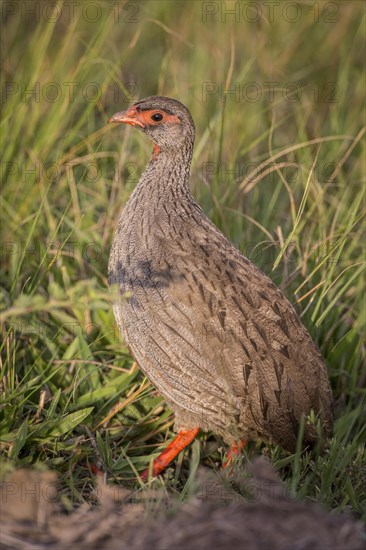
[1,0,365,518]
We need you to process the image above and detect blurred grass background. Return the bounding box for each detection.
[1,0,365,515]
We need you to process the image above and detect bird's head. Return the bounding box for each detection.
[108,96,195,154]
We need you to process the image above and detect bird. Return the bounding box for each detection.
[108,96,333,479]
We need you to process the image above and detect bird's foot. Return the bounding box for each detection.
[140,427,200,481]
[222,439,247,470]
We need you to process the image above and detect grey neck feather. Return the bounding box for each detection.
[142,141,193,196]
[123,139,195,222]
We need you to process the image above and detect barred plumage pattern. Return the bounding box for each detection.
[109,96,333,452]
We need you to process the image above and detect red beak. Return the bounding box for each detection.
[108,107,145,128]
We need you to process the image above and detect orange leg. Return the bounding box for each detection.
[222,439,247,469]
[141,427,200,481]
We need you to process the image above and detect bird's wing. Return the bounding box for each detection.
[139,209,332,446]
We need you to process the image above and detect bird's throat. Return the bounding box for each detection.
[137,142,194,202]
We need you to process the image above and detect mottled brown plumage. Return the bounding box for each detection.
[108,97,333,466]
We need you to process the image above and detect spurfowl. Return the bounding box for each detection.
[108,96,333,479]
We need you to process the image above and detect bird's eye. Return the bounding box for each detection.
[151,112,163,122]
